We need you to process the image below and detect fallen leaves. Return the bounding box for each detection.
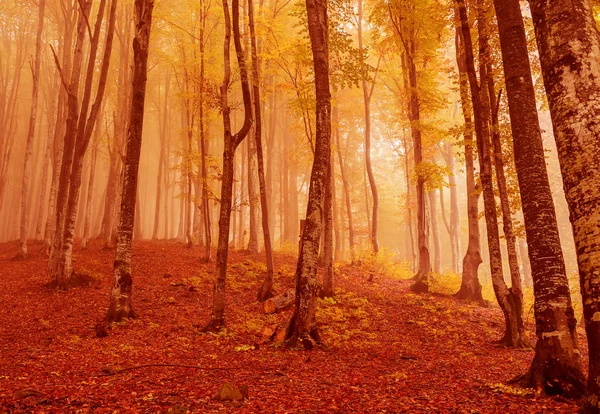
[0,239,586,412]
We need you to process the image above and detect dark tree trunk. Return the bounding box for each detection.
[285,0,330,349]
[248,0,275,302]
[105,0,153,324]
[526,0,600,403]
[204,0,253,332]
[455,0,524,347]
[486,67,525,345]
[453,14,482,302]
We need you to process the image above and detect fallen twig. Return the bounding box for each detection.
[99,363,269,377]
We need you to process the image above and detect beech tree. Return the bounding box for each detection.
[17,0,45,259]
[493,0,586,397]
[105,0,154,325]
[285,0,330,349]
[204,0,253,332]
[455,0,525,347]
[528,0,600,406]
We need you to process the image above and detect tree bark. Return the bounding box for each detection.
[428,190,441,273]
[486,69,525,344]
[334,104,354,261]
[453,11,482,302]
[358,0,379,254]
[204,0,253,332]
[49,0,91,287]
[105,0,154,324]
[285,0,330,349]
[248,0,276,302]
[17,0,46,258]
[439,142,461,274]
[527,0,600,403]
[81,129,99,249]
[455,0,524,346]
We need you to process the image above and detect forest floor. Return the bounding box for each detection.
[0,239,586,413]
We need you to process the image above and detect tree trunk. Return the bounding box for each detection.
[204,0,253,332]
[248,0,275,302]
[398,44,431,291]
[440,142,461,274]
[525,0,600,402]
[81,130,99,249]
[198,5,212,261]
[285,0,330,350]
[49,0,91,287]
[321,153,334,297]
[17,0,45,258]
[453,12,482,302]
[247,125,260,254]
[358,0,379,254]
[428,190,441,273]
[55,0,116,286]
[455,0,524,347]
[105,0,153,324]
[486,66,525,344]
[334,104,354,261]
[153,73,170,240]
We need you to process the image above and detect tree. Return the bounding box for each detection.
[285,0,330,349]
[17,0,46,259]
[249,0,276,303]
[455,0,524,346]
[453,8,482,302]
[358,0,379,254]
[105,0,154,324]
[493,0,586,397]
[528,0,600,406]
[204,0,253,332]
[389,0,432,292]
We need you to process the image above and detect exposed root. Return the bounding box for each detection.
[256,280,274,302]
[410,280,429,294]
[202,318,225,333]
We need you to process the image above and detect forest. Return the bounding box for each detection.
[1,0,600,411]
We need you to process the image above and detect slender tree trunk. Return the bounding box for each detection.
[247,125,260,253]
[49,0,91,287]
[523,0,600,402]
[153,74,170,239]
[18,0,45,258]
[402,131,416,271]
[455,0,523,346]
[453,12,482,301]
[248,0,275,301]
[331,151,340,260]
[440,142,461,274]
[428,190,441,273]
[199,6,212,261]
[55,0,117,285]
[486,66,524,344]
[321,157,334,297]
[105,0,153,324]
[204,0,252,332]
[358,0,378,253]
[334,105,354,261]
[81,130,99,249]
[285,0,330,349]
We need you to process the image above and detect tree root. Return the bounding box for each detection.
[202,318,225,333]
